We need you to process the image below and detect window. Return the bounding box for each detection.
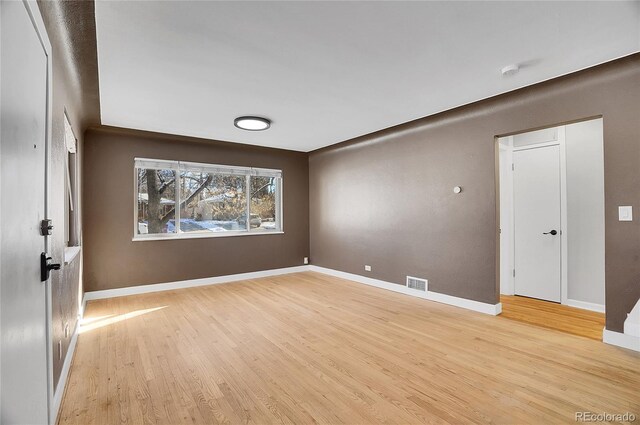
[134,158,282,240]
[64,112,79,247]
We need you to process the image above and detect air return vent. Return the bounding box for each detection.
[406,276,427,292]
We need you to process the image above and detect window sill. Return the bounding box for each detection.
[132,230,284,242]
[64,246,82,265]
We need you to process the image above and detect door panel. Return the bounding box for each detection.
[513,145,562,303]
[1,1,50,423]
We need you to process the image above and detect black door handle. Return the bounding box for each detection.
[40,252,61,282]
[543,230,558,235]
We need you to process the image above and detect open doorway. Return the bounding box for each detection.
[497,118,605,340]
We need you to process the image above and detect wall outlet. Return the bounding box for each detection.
[364,265,372,272]
[58,340,62,359]
[303,257,309,265]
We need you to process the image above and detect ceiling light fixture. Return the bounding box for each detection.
[234,116,271,131]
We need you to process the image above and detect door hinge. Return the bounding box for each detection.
[512,269,516,277]
[511,163,514,171]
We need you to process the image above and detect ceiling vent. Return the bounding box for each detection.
[406,276,427,292]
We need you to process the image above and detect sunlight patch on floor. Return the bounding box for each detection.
[80,306,167,334]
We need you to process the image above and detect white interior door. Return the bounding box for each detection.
[513,145,562,302]
[1,1,51,423]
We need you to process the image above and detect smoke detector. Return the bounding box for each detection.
[501,64,520,77]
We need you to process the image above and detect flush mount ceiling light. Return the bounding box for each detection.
[234,116,271,131]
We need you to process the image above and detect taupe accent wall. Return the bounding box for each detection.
[38,0,100,389]
[83,127,309,292]
[309,54,640,333]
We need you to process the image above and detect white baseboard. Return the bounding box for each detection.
[51,320,79,422]
[309,266,501,315]
[603,328,640,352]
[83,265,311,302]
[625,321,640,338]
[566,299,605,313]
[624,299,640,338]
[82,264,501,316]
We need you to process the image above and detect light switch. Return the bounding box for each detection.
[619,206,633,221]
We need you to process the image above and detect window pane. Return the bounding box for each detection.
[137,168,176,235]
[250,176,279,232]
[179,172,247,233]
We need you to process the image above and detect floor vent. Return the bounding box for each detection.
[406,276,427,292]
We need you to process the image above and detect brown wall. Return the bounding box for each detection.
[83,127,309,292]
[309,54,640,333]
[37,0,100,389]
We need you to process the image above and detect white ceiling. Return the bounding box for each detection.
[95,1,640,152]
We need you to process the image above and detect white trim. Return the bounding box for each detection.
[309,266,502,315]
[566,299,605,313]
[134,158,282,178]
[624,299,640,337]
[132,230,284,242]
[498,137,514,295]
[63,246,81,265]
[81,265,501,316]
[133,159,284,240]
[512,140,560,151]
[624,321,640,338]
[133,161,139,237]
[245,174,251,232]
[558,126,569,305]
[80,296,86,321]
[603,328,640,352]
[51,321,79,420]
[499,126,568,305]
[83,265,311,301]
[175,163,181,234]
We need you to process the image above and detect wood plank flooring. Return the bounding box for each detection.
[58,272,640,424]
[500,295,605,340]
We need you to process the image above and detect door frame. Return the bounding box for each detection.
[30,0,55,420]
[5,1,55,422]
[497,126,569,305]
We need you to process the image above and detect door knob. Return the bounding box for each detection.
[543,230,558,235]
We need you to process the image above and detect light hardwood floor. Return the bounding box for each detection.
[58,272,640,424]
[500,295,605,340]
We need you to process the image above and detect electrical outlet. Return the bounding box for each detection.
[364,265,372,272]
[303,257,309,265]
[58,340,62,359]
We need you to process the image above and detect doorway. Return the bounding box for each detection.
[513,143,562,302]
[497,119,606,338]
[1,1,53,423]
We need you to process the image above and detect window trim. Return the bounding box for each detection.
[133,158,284,241]
[64,110,80,247]
[132,230,285,242]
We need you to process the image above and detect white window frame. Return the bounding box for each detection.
[133,158,284,241]
[64,111,79,247]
